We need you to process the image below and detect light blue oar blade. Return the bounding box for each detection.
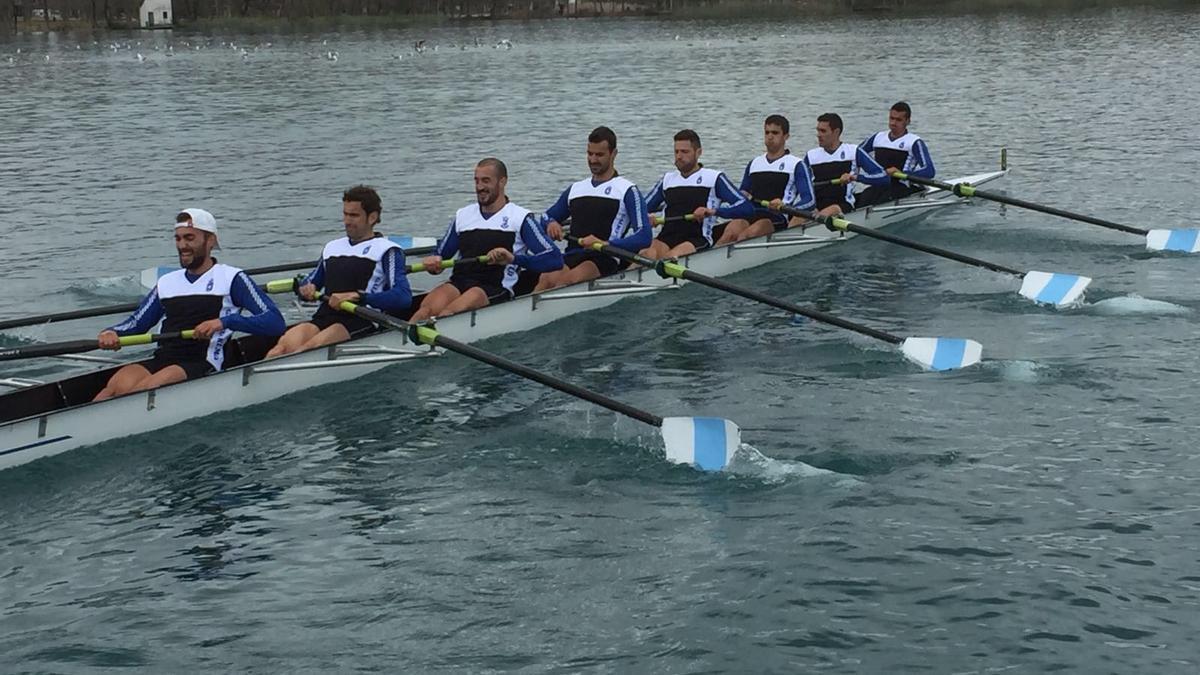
[140,265,175,290]
[1018,270,1092,307]
[1146,229,1200,253]
[661,417,740,471]
[899,337,983,371]
[388,236,439,250]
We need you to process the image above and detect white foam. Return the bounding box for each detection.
[730,443,860,486]
[1087,295,1190,316]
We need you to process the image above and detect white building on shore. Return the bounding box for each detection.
[139,0,173,29]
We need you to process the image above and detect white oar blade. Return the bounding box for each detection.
[661,417,740,471]
[140,265,175,290]
[387,235,439,249]
[1018,271,1092,307]
[900,337,983,371]
[1146,229,1200,253]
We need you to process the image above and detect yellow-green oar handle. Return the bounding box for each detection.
[650,214,697,225]
[405,255,490,273]
[117,329,195,347]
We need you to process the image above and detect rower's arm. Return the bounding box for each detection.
[107,288,163,335]
[643,178,665,215]
[738,160,753,194]
[435,217,460,260]
[608,186,652,252]
[223,271,286,336]
[713,172,754,220]
[360,247,413,313]
[906,139,936,179]
[301,258,326,291]
[859,133,876,154]
[855,147,890,186]
[544,188,570,225]
[513,214,564,273]
[790,161,817,212]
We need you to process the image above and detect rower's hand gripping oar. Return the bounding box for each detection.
[767,202,1092,308]
[571,237,982,371]
[334,300,741,471]
[893,172,1200,254]
[0,330,196,362]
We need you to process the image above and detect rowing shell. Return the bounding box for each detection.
[0,168,1006,471]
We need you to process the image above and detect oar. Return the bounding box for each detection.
[893,171,1200,254]
[138,237,440,289]
[571,237,981,371]
[337,301,741,471]
[0,331,195,362]
[767,202,1092,307]
[260,256,493,294]
[649,214,694,226]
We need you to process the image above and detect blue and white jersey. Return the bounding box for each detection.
[109,263,285,371]
[805,143,889,208]
[738,152,816,212]
[860,131,936,182]
[438,200,563,293]
[544,175,652,253]
[645,167,754,245]
[302,235,412,313]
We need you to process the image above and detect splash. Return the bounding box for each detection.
[1086,295,1190,316]
[728,443,860,486]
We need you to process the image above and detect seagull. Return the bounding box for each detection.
[136,53,145,63]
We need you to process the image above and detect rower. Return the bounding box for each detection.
[855,101,937,207]
[640,129,752,259]
[266,186,412,357]
[94,209,285,400]
[409,158,562,321]
[805,112,889,216]
[715,114,816,245]
[533,126,651,292]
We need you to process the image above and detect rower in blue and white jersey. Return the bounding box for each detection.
[640,129,753,259]
[716,114,817,245]
[267,186,413,357]
[94,208,286,400]
[805,112,889,216]
[534,126,652,292]
[855,101,937,207]
[410,158,562,321]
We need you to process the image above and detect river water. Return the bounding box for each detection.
[2,7,1200,672]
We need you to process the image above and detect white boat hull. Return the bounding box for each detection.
[0,170,1006,471]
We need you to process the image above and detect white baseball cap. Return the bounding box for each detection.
[175,208,220,249]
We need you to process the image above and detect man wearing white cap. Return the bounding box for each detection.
[93,208,286,400]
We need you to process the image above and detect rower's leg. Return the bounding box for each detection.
[664,241,699,258]
[93,364,152,401]
[736,217,777,242]
[817,204,844,217]
[266,323,320,358]
[437,287,490,317]
[125,364,189,393]
[637,239,671,261]
[536,261,601,291]
[715,219,750,246]
[409,284,462,322]
[298,323,352,350]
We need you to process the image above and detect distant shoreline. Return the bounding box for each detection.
[4,0,1195,35]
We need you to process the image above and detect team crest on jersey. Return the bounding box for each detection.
[839,150,845,159]
[604,186,612,195]
[900,142,906,149]
[362,245,371,255]
[205,279,214,291]
[501,215,511,229]
[696,175,703,184]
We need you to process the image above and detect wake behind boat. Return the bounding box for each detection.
[0,167,1005,471]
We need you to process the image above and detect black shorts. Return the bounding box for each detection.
[142,354,212,381]
[563,249,626,278]
[311,306,377,338]
[816,199,854,214]
[511,270,540,298]
[656,226,710,252]
[449,275,511,304]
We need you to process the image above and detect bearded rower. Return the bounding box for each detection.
[266,186,413,357]
[94,209,285,400]
[855,101,937,207]
[534,126,651,292]
[716,114,816,245]
[639,129,752,260]
[410,158,563,321]
[806,112,889,216]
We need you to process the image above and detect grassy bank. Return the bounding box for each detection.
[183,13,447,33]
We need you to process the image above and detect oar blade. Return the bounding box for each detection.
[387,235,439,249]
[1018,271,1092,307]
[899,337,983,371]
[1146,229,1200,253]
[140,265,174,290]
[661,417,741,471]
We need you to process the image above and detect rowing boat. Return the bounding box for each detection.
[0,167,1006,471]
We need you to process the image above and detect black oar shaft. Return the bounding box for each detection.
[345,303,664,428]
[778,205,1023,276]
[576,238,903,346]
[0,339,100,361]
[901,174,1149,236]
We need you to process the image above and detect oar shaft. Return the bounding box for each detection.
[0,303,140,331]
[0,330,194,362]
[342,302,664,428]
[895,173,1149,236]
[775,204,1023,276]
[579,238,903,346]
